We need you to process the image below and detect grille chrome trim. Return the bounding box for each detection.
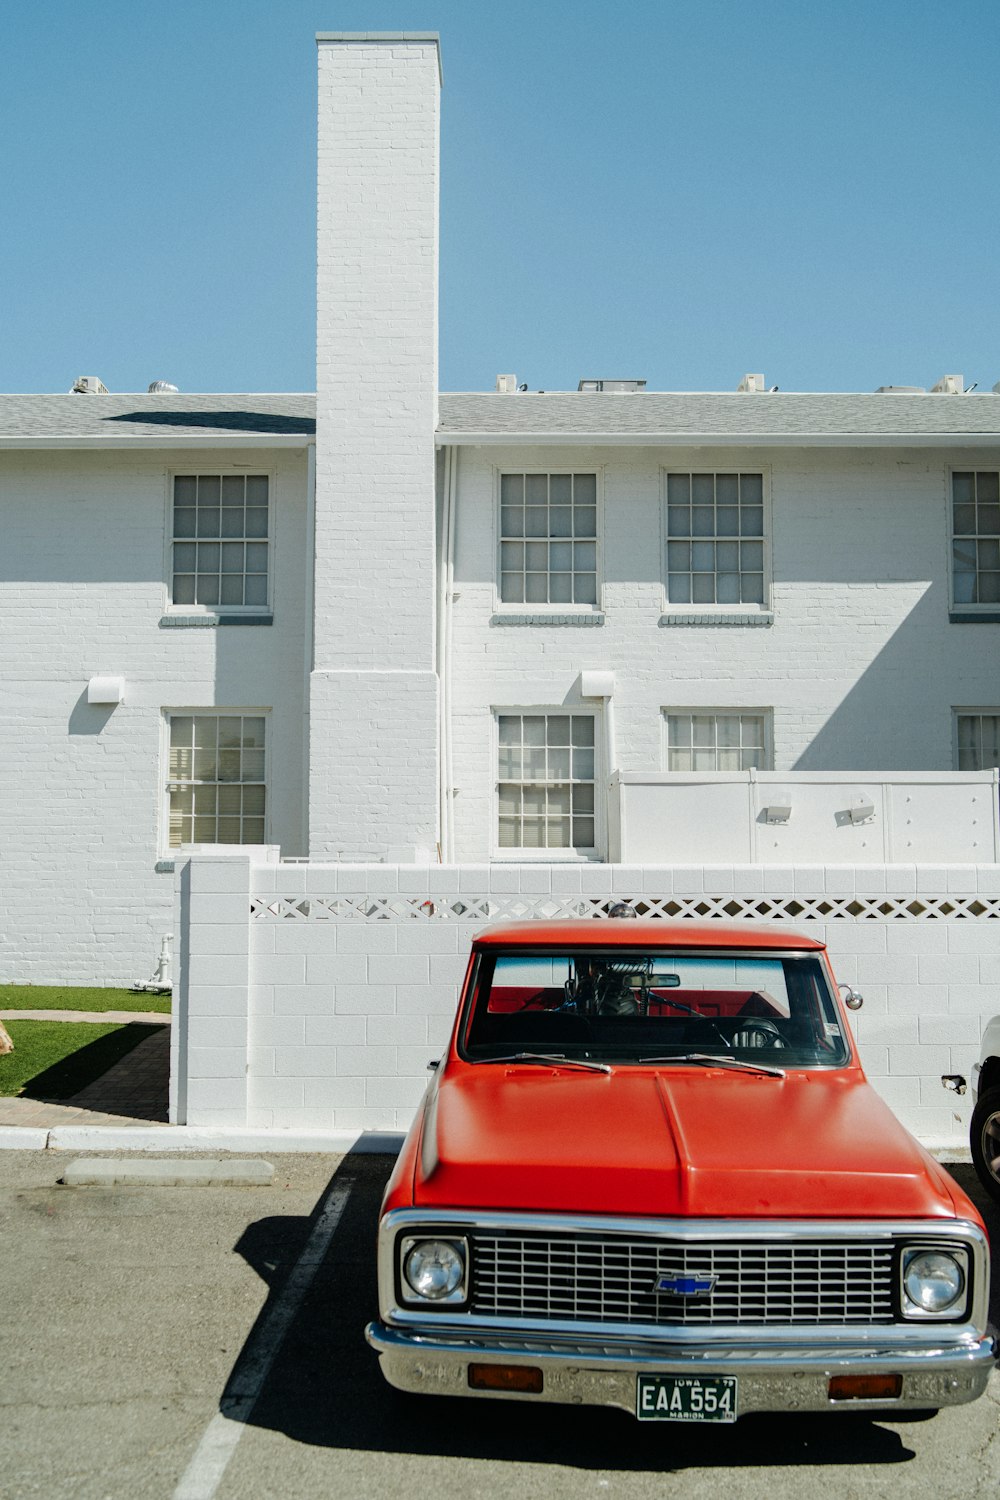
[378,1210,991,1343]
[470,1232,896,1326]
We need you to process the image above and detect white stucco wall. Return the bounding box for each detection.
[0,447,309,983]
[446,443,1000,862]
[173,853,1000,1149]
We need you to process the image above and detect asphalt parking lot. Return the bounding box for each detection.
[1,1149,998,1500]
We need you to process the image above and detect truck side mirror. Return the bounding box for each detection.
[838,983,863,1011]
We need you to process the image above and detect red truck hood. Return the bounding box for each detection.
[413,1064,959,1220]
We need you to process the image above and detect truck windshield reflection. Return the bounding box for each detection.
[462,950,849,1068]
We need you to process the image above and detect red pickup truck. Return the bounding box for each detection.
[366,919,994,1423]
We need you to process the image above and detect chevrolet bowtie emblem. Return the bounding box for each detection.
[653,1274,716,1296]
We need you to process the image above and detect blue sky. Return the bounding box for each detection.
[1,1,997,394]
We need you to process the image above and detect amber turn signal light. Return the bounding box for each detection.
[468,1363,544,1394]
[828,1373,903,1401]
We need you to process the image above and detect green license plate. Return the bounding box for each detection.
[636,1375,738,1422]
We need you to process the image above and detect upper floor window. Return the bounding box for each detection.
[497,711,596,853]
[171,474,269,610]
[499,473,598,606]
[665,472,765,606]
[955,711,1000,771]
[952,471,1000,607]
[664,711,771,772]
[166,713,266,848]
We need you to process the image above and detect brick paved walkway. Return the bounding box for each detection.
[0,1023,171,1129]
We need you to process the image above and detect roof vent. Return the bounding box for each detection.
[70,376,109,395]
[737,373,766,393]
[495,374,518,394]
[931,374,964,394]
[577,379,646,393]
[147,379,179,394]
[876,385,926,394]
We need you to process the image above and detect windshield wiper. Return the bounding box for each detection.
[652,996,732,1051]
[638,1052,785,1079]
[484,1052,612,1075]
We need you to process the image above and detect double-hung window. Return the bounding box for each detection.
[497,712,597,853]
[665,471,766,606]
[171,474,269,610]
[664,711,771,771]
[955,712,1000,772]
[499,473,598,606]
[166,713,266,847]
[952,471,1000,608]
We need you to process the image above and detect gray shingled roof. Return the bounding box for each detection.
[0,393,316,441]
[436,391,1000,441]
[3,390,1000,446]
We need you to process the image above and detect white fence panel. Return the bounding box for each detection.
[172,853,1000,1149]
[609,771,1000,865]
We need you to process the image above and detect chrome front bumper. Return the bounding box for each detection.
[366,1320,996,1416]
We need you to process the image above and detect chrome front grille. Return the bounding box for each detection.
[470,1232,896,1326]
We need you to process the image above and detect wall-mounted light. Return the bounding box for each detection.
[578,670,615,699]
[87,676,124,706]
[759,787,793,823]
[846,796,876,825]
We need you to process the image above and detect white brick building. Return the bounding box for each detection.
[2,33,1000,1143]
[0,412,312,982]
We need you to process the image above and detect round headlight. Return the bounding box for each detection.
[903,1250,965,1313]
[403,1239,465,1301]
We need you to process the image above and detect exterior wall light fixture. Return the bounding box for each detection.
[87,676,125,706]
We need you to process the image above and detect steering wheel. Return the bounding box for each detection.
[731,1019,785,1050]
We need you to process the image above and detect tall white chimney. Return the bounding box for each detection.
[311,32,442,861]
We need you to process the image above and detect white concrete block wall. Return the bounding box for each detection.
[0,448,309,983]
[447,443,1000,862]
[175,855,1000,1149]
[311,34,441,859]
[170,852,268,1126]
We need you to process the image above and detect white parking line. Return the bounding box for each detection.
[173,1179,353,1500]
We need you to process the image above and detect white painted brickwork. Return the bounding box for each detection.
[174,854,1000,1149]
[447,445,1000,862]
[0,449,309,983]
[311,36,441,859]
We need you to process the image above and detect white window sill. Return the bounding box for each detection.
[659,610,773,628]
[160,613,273,628]
[491,852,601,863]
[491,612,605,627]
[949,610,1000,624]
[158,843,269,865]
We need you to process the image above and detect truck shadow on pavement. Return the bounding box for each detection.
[225,1153,998,1474]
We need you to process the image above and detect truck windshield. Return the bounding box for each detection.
[462,949,850,1068]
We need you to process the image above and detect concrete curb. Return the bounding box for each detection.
[0,1126,50,1150]
[61,1157,274,1187]
[0,1125,407,1154]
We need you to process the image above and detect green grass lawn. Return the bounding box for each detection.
[0,984,170,1015]
[0,1020,160,1098]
